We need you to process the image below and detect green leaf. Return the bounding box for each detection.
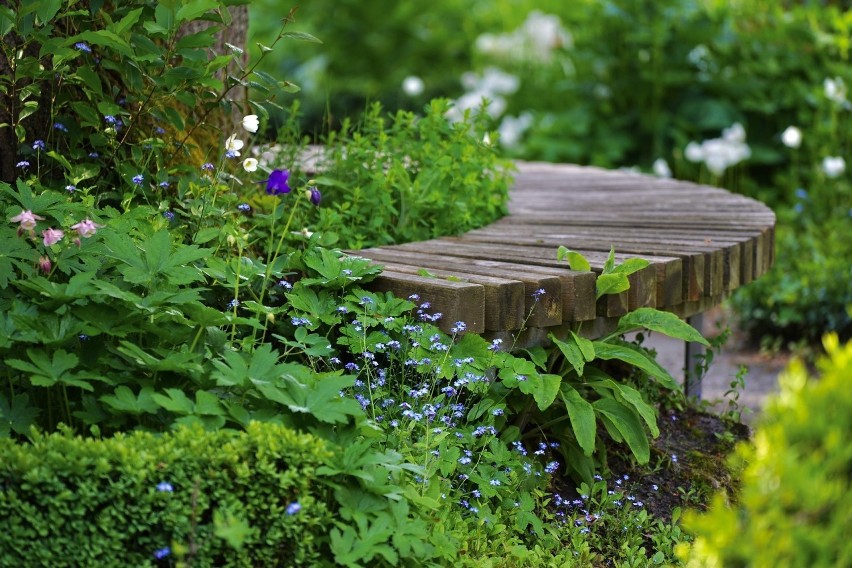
[7,349,79,388]
[175,0,219,23]
[588,375,659,437]
[612,307,710,346]
[603,247,616,274]
[612,257,650,276]
[194,390,224,416]
[151,388,195,415]
[594,397,650,463]
[592,341,680,391]
[100,386,158,415]
[559,385,596,456]
[76,29,133,57]
[280,31,323,43]
[595,273,630,299]
[112,7,143,36]
[557,246,591,272]
[0,393,40,437]
[551,332,594,376]
[35,0,62,24]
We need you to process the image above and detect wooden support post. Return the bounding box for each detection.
[684,313,705,399]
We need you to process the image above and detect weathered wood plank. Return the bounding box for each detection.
[368,271,486,334]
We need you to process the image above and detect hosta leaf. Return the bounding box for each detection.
[594,397,650,463]
[612,307,709,346]
[592,340,679,391]
[559,384,596,456]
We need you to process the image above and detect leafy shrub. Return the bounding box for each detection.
[312,99,513,248]
[730,219,852,348]
[679,334,852,567]
[0,422,332,567]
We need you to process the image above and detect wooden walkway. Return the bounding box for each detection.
[351,162,776,339]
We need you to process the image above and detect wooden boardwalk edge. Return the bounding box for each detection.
[347,161,776,337]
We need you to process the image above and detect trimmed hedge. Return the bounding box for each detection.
[680,334,852,567]
[0,423,333,567]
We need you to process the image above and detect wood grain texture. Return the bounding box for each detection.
[353,161,775,337]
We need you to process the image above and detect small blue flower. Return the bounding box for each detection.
[32,139,45,151]
[78,334,90,341]
[153,546,171,559]
[285,502,301,515]
[545,461,560,474]
[225,149,238,159]
[266,169,291,195]
[159,181,170,189]
[16,160,29,169]
[156,481,174,492]
[54,122,68,132]
[532,288,546,299]
[226,299,240,310]
[132,174,144,185]
[104,115,119,126]
[88,152,99,158]
[201,162,215,172]
[75,42,92,53]
[162,211,175,222]
[451,321,466,333]
[237,203,251,213]
[155,127,166,135]
[64,184,77,193]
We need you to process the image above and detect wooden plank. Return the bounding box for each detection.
[367,271,485,334]
[357,249,563,328]
[362,260,526,332]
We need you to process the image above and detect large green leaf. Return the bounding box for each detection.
[556,246,591,272]
[594,397,650,463]
[592,340,680,391]
[551,331,595,376]
[611,307,710,346]
[588,375,659,437]
[559,384,596,456]
[0,393,40,437]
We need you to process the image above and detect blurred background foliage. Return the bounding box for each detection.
[248,0,851,350]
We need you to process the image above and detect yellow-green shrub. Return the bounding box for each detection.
[679,334,852,568]
[0,422,333,567]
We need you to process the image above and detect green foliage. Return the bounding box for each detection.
[680,334,852,567]
[304,99,513,249]
[731,219,852,348]
[0,422,332,566]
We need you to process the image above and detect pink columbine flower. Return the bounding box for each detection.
[42,228,64,247]
[10,210,45,231]
[70,218,104,238]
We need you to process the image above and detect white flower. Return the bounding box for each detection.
[498,112,534,148]
[652,158,672,178]
[684,142,704,163]
[823,77,847,104]
[475,11,571,64]
[822,156,846,178]
[242,157,258,172]
[225,133,244,156]
[241,115,259,133]
[722,122,746,144]
[781,126,802,149]
[402,76,424,97]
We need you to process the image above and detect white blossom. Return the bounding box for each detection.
[498,112,534,148]
[824,77,847,105]
[781,126,802,149]
[242,157,258,172]
[242,115,259,133]
[652,158,672,178]
[683,123,751,176]
[475,11,571,64]
[402,76,425,97]
[225,134,244,156]
[822,156,846,178]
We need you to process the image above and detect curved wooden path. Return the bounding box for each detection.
[353,161,776,341]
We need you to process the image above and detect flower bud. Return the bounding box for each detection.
[38,256,51,274]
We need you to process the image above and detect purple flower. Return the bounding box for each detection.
[162,211,175,222]
[266,169,291,195]
[65,184,77,192]
[32,140,45,151]
[153,546,171,559]
[201,162,215,172]
[16,160,30,169]
[54,122,68,132]
[237,203,251,212]
[285,502,301,515]
[308,186,321,205]
[132,174,144,185]
[75,42,92,53]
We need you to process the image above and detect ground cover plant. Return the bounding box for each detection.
[4,0,838,566]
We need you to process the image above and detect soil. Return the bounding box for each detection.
[549,406,750,523]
